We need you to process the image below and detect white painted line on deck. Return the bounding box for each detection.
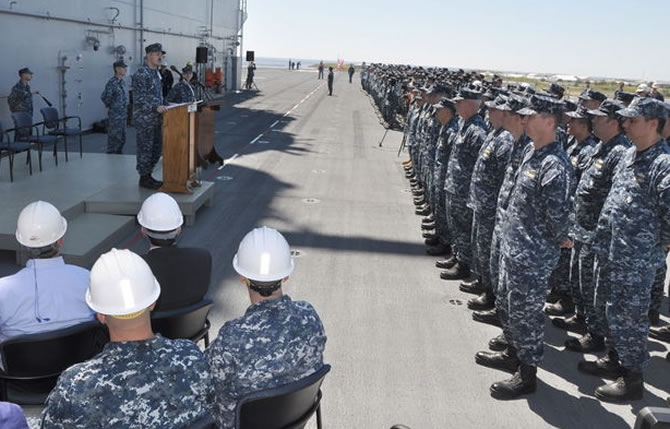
[270,120,280,128]
[250,134,264,144]
[217,153,239,170]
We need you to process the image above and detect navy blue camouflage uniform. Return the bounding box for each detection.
[490,134,532,293]
[469,123,515,293]
[205,295,326,429]
[40,335,214,428]
[445,111,488,267]
[433,115,459,247]
[166,81,196,104]
[593,139,670,372]
[573,132,631,337]
[548,130,598,304]
[101,76,128,154]
[7,81,32,116]
[498,140,574,365]
[132,64,165,177]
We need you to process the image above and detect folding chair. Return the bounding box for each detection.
[151,299,214,347]
[235,364,331,429]
[0,121,32,182]
[40,107,84,158]
[0,321,109,405]
[11,112,60,172]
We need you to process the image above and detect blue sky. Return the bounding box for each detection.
[244,0,669,81]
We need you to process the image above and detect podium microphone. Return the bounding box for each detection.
[35,91,53,107]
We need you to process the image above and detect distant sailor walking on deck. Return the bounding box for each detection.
[327,66,334,96]
[348,64,355,83]
[100,60,128,154]
[132,43,169,190]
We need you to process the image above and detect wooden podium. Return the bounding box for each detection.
[160,102,199,193]
[195,101,224,166]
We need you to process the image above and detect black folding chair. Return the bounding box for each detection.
[151,299,214,347]
[40,107,84,158]
[234,364,331,429]
[0,121,32,182]
[0,321,109,404]
[11,111,60,171]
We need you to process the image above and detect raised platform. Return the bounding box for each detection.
[0,152,214,267]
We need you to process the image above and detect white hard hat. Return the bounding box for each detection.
[86,248,161,317]
[15,201,68,248]
[137,192,183,232]
[233,226,294,282]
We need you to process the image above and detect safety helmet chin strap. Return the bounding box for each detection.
[246,279,282,297]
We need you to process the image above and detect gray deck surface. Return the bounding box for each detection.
[4,68,669,428]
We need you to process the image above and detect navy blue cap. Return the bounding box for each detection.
[517,94,565,116]
[565,105,590,119]
[485,94,509,110]
[617,97,668,119]
[587,100,626,118]
[145,43,165,54]
[452,87,482,101]
[113,60,128,68]
[499,94,530,113]
[18,67,33,75]
[579,89,607,103]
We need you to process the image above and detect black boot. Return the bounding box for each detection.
[421,222,436,231]
[139,174,162,190]
[440,262,470,280]
[435,255,457,269]
[415,205,431,216]
[544,294,575,316]
[489,333,509,351]
[468,289,495,310]
[595,370,644,403]
[564,332,606,353]
[460,279,485,295]
[649,325,670,343]
[578,350,624,380]
[473,308,502,327]
[490,363,537,400]
[421,215,435,224]
[475,347,520,373]
[551,314,587,334]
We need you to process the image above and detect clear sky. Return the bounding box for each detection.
[244,0,669,81]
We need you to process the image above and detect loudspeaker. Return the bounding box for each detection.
[246,50,255,62]
[196,46,208,64]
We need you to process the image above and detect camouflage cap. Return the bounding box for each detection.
[182,64,193,73]
[145,43,166,54]
[113,60,128,68]
[565,105,590,119]
[452,87,482,101]
[615,91,637,104]
[485,94,509,110]
[517,94,565,116]
[18,67,33,75]
[498,94,530,113]
[546,83,566,99]
[587,99,626,117]
[434,96,456,111]
[579,89,607,102]
[617,97,669,119]
[563,97,579,113]
[429,83,452,95]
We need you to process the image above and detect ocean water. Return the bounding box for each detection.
[254,57,353,69]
